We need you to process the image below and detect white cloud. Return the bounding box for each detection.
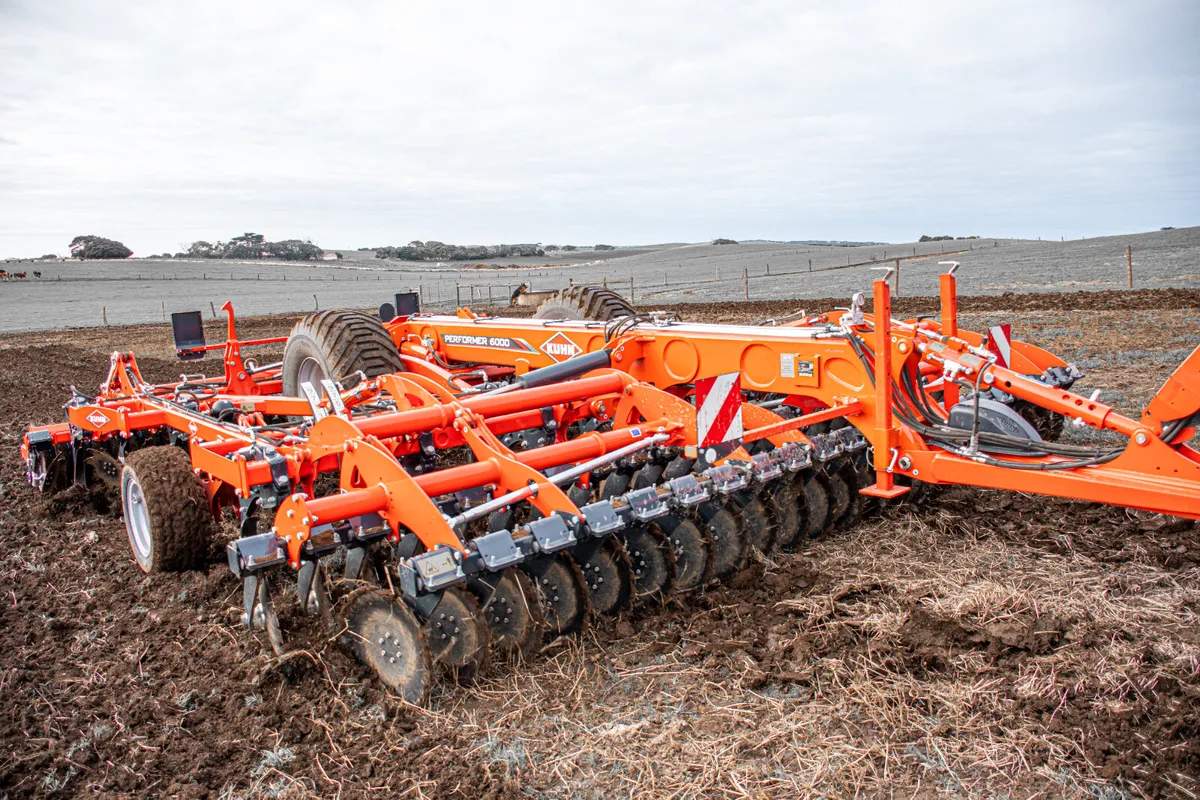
[0,0,1196,255]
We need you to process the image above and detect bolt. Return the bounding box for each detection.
[1135,432,1149,445]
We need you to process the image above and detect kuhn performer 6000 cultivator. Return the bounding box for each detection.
[22,269,1200,703]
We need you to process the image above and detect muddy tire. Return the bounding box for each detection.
[282,309,402,396]
[533,286,634,321]
[120,446,214,573]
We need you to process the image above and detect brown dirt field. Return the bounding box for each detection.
[1,291,1198,798]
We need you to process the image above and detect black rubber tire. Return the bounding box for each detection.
[120,446,214,573]
[282,309,403,396]
[342,589,431,705]
[534,286,634,321]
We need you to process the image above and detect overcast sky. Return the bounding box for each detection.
[0,1,1196,256]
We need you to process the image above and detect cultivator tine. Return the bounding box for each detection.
[296,560,330,617]
[242,574,285,656]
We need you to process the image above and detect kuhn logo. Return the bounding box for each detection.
[540,333,582,363]
[85,410,110,428]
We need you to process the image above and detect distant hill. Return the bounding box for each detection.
[741,239,889,247]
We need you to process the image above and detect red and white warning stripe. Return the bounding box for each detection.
[986,323,1012,368]
[695,371,744,449]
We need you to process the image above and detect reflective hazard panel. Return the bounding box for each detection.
[986,324,1012,368]
[694,372,744,449]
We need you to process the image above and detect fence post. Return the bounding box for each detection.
[766,263,770,276]
[743,267,749,301]
[313,294,319,310]
[488,285,493,304]
[629,275,634,303]
[894,259,900,297]
[103,306,108,325]
[1126,246,1133,288]
[808,259,812,272]
[210,301,216,318]
[456,283,461,306]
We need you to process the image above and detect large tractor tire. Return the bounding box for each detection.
[282,309,403,396]
[121,446,214,573]
[533,286,634,321]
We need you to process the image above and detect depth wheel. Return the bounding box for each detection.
[120,446,214,573]
[425,587,491,683]
[533,286,635,321]
[282,309,403,396]
[468,570,543,663]
[342,590,431,705]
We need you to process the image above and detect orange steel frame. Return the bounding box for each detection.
[383,275,1200,520]
[26,361,725,568]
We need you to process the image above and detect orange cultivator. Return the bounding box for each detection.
[20,269,1200,703]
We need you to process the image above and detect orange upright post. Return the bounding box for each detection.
[861,275,909,499]
[939,269,960,410]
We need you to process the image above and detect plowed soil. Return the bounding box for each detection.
[1,290,1197,799]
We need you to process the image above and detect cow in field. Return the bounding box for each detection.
[33,271,41,278]
[12,271,27,279]
[0,270,7,280]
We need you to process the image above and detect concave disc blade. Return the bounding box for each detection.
[425,586,491,684]
[342,589,432,705]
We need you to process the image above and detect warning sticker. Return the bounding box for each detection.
[781,354,815,381]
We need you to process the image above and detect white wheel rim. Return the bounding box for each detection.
[123,475,153,568]
[297,356,326,388]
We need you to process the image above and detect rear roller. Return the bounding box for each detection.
[467,569,543,663]
[523,552,590,639]
[342,589,431,705]
[425,586,491,683]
